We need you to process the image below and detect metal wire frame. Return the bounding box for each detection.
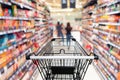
[26,38,98,80]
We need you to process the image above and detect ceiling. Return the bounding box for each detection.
[44,0,88,12]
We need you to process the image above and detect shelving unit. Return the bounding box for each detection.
[81,0,120,80]
[0,0,52,80]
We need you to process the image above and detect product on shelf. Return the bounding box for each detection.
[7,33,16,46]
[12,47,20,58]
[0,35,8,50]
[117,72,120,80]
[0,50,13,70]
[6,60,15,79]
[0,4,3,16]
[110,47,120,60]
[0,67,7,80]
[12,5,17,17]
[25,32,33,38]
[0,0,51,79]
[82,0,120,79]
[17,54,26,69]
[0,20,3,31]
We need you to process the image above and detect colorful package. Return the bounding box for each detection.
[0,35,8,50]
[12,5,17,17]
[7,33,16,46]
[0,20,3,31]
[4,8,9,16]
[0,4,3,16]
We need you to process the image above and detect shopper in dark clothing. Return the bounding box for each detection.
[56,22,64,44]
[65,22,72,47]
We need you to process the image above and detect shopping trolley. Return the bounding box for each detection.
[26,38,98,80]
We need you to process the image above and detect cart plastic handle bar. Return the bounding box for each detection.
[29,56,96,60]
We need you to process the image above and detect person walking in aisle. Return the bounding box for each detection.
[65,22,72,48]
[56,22,64,44]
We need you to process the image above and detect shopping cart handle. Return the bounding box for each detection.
[94,54,99,60]
[51,38,56,41]
[72,38,76,41]
[26,53,35,60]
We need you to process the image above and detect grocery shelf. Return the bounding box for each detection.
[82,0,120,80]
[98,30,109,35]
[0,0,11,6]
[98,29,119,37]
[95,10,120,17]
[98,60,112,79]
[99,0,120,8]
[11,0,34,10]
[93,63,107,80]
[9,61,30,80]
[98,22,120,26]
[107,0,120,6]
[0,28,26,35]
[81,18,93,21]
[0,16,33,20]
[0,0,51,80]
[82,28,93,33]
[18,49,30,59]
[108,41,120,50]
[106,10,120,15]
[24,66,37,80]
[34,18,42,21]
[0,39,28,54]
[98,36,120,51]
[21,63,36,80]
[35,24,44,26]
[36,38,51,55]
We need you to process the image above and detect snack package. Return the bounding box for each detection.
[12,20,16,29]
[9,20,13,30]
[8,9,12,16]
[15,20,19,29]
[12,5,17,17]
[0,4,3,16]
[0,20,3,31]
[6,60,15,79]
[4,8,9,16]
[0,35,8,50]
[4,19,9,31]
[7,33,16,46]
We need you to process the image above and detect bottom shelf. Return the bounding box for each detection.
[93,63,107,80]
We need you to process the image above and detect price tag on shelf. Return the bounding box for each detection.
[20,3,23,8]
[8,46,13,50]
[117,60,120,64]
[111,55,115,61]
[110,65,114,70]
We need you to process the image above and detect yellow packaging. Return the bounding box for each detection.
[12,5,17,17]
[0,20,3,31]
[0,4,3,16]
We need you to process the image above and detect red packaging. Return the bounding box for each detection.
[4,19,9,31]
[4,8,9,16]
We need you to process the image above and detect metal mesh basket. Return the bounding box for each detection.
[26,38,98,80]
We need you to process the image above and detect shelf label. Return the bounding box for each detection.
[117,60,120,64]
